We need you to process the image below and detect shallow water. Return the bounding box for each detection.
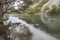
[4,16,58,40]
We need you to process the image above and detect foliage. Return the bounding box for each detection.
[24,7,41,14]
[48,5,60,16]
[23,0,49,14]
[6,0,49,14]
[24,0,33,7]
[32,0,40,3]
[38,0,49,7]
[25,0,49,14]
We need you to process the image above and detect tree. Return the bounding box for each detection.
[0,0,15,40]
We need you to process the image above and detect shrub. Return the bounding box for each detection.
[48,5,60,16]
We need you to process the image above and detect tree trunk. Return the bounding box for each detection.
[0,22,9,40]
